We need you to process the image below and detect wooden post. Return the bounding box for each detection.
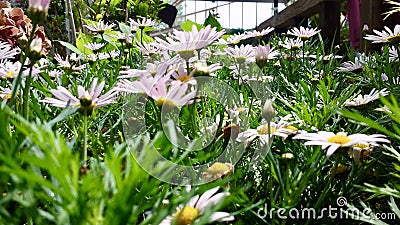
[319,1,341,48]
[360,0,384,52]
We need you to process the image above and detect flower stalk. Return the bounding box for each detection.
[10,22,38,110]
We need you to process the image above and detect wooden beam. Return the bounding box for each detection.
[184,0,286,2]
[257,0,340,30]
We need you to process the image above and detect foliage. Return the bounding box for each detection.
[0,3,399,225]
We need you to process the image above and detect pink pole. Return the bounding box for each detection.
[347,0,360,50]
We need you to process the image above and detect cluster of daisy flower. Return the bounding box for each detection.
[233,98,390,164]
[4,8,400,216]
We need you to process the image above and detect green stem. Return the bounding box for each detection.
[83,111,88,166]
[22,63,34,120]
[10,22,38,108]
[186,61,190,75]
[267,121,271,147]
[237,63,243,89]
[140,28,144,64]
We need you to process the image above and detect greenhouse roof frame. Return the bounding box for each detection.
[173,0,285,6]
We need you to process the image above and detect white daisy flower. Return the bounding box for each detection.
[40,78,118,111]
[280,37,304,50]
[116,74,170,96]
[374,105,392,113]
[364,24,400,44]
[160,187,234,225]
[344,88,389,107]
[193,25,225,44]
[129,17,156,30]
[48,69,64,77]
[97,50,119,60]
[254,44,279,68]
[0,41,20,60]
[388,46,398,62]
[118,61,169,79]
[84,42,105,52]
[170,64,197,85]
[136,42,162,57]
[107,31,134,42]
[293,131,390,157]
[169,25,225,46]
[0,87,11,100]
[54,53,87,71]
[245,27,275,38]
[287,26,321,40]
[237,115,301,146]
[383,0,400,19]
[150,80,197,110]
[154,36,209,61]
[216,33,247,45]
[308,53,343,62]
[348,143,377,163]
[0,61,41,79]
[225,44,255,64]
[337,57,365,73]
[84,20,115,34]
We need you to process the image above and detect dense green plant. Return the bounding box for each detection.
[0,2,399,224]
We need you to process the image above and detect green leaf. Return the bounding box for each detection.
[180,20,204,32]
[204,13,223,31]
[109,0,122,8]
[58,41,83,55]
[76,31,94,55]
[119,22,131,34]
[136,29,154,43]
[340,109,400,140]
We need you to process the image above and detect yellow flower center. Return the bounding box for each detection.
[299,36,309,41]
[257,125,277,135]
[6,71,17,78]
[173,206,200,225]
[3,93,11,100]
[178,50,195,61]
[284,125,298,131]
[207,162,232,176]
[235,56,247,64]
[177,75,192,82]
[387,35,400,44]
[148,52,157,56]
[352,143,369,149]
[156,98,176,109]
[327,135,351,145]
[291,45,300,50]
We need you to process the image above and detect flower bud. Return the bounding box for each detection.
[18,32,29,47]
[28,37,43,61]
[28,0,50,23]
[281,152,294,160]
[192,60,209,77]
[262,99,276,122]
[255,45,268,69]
